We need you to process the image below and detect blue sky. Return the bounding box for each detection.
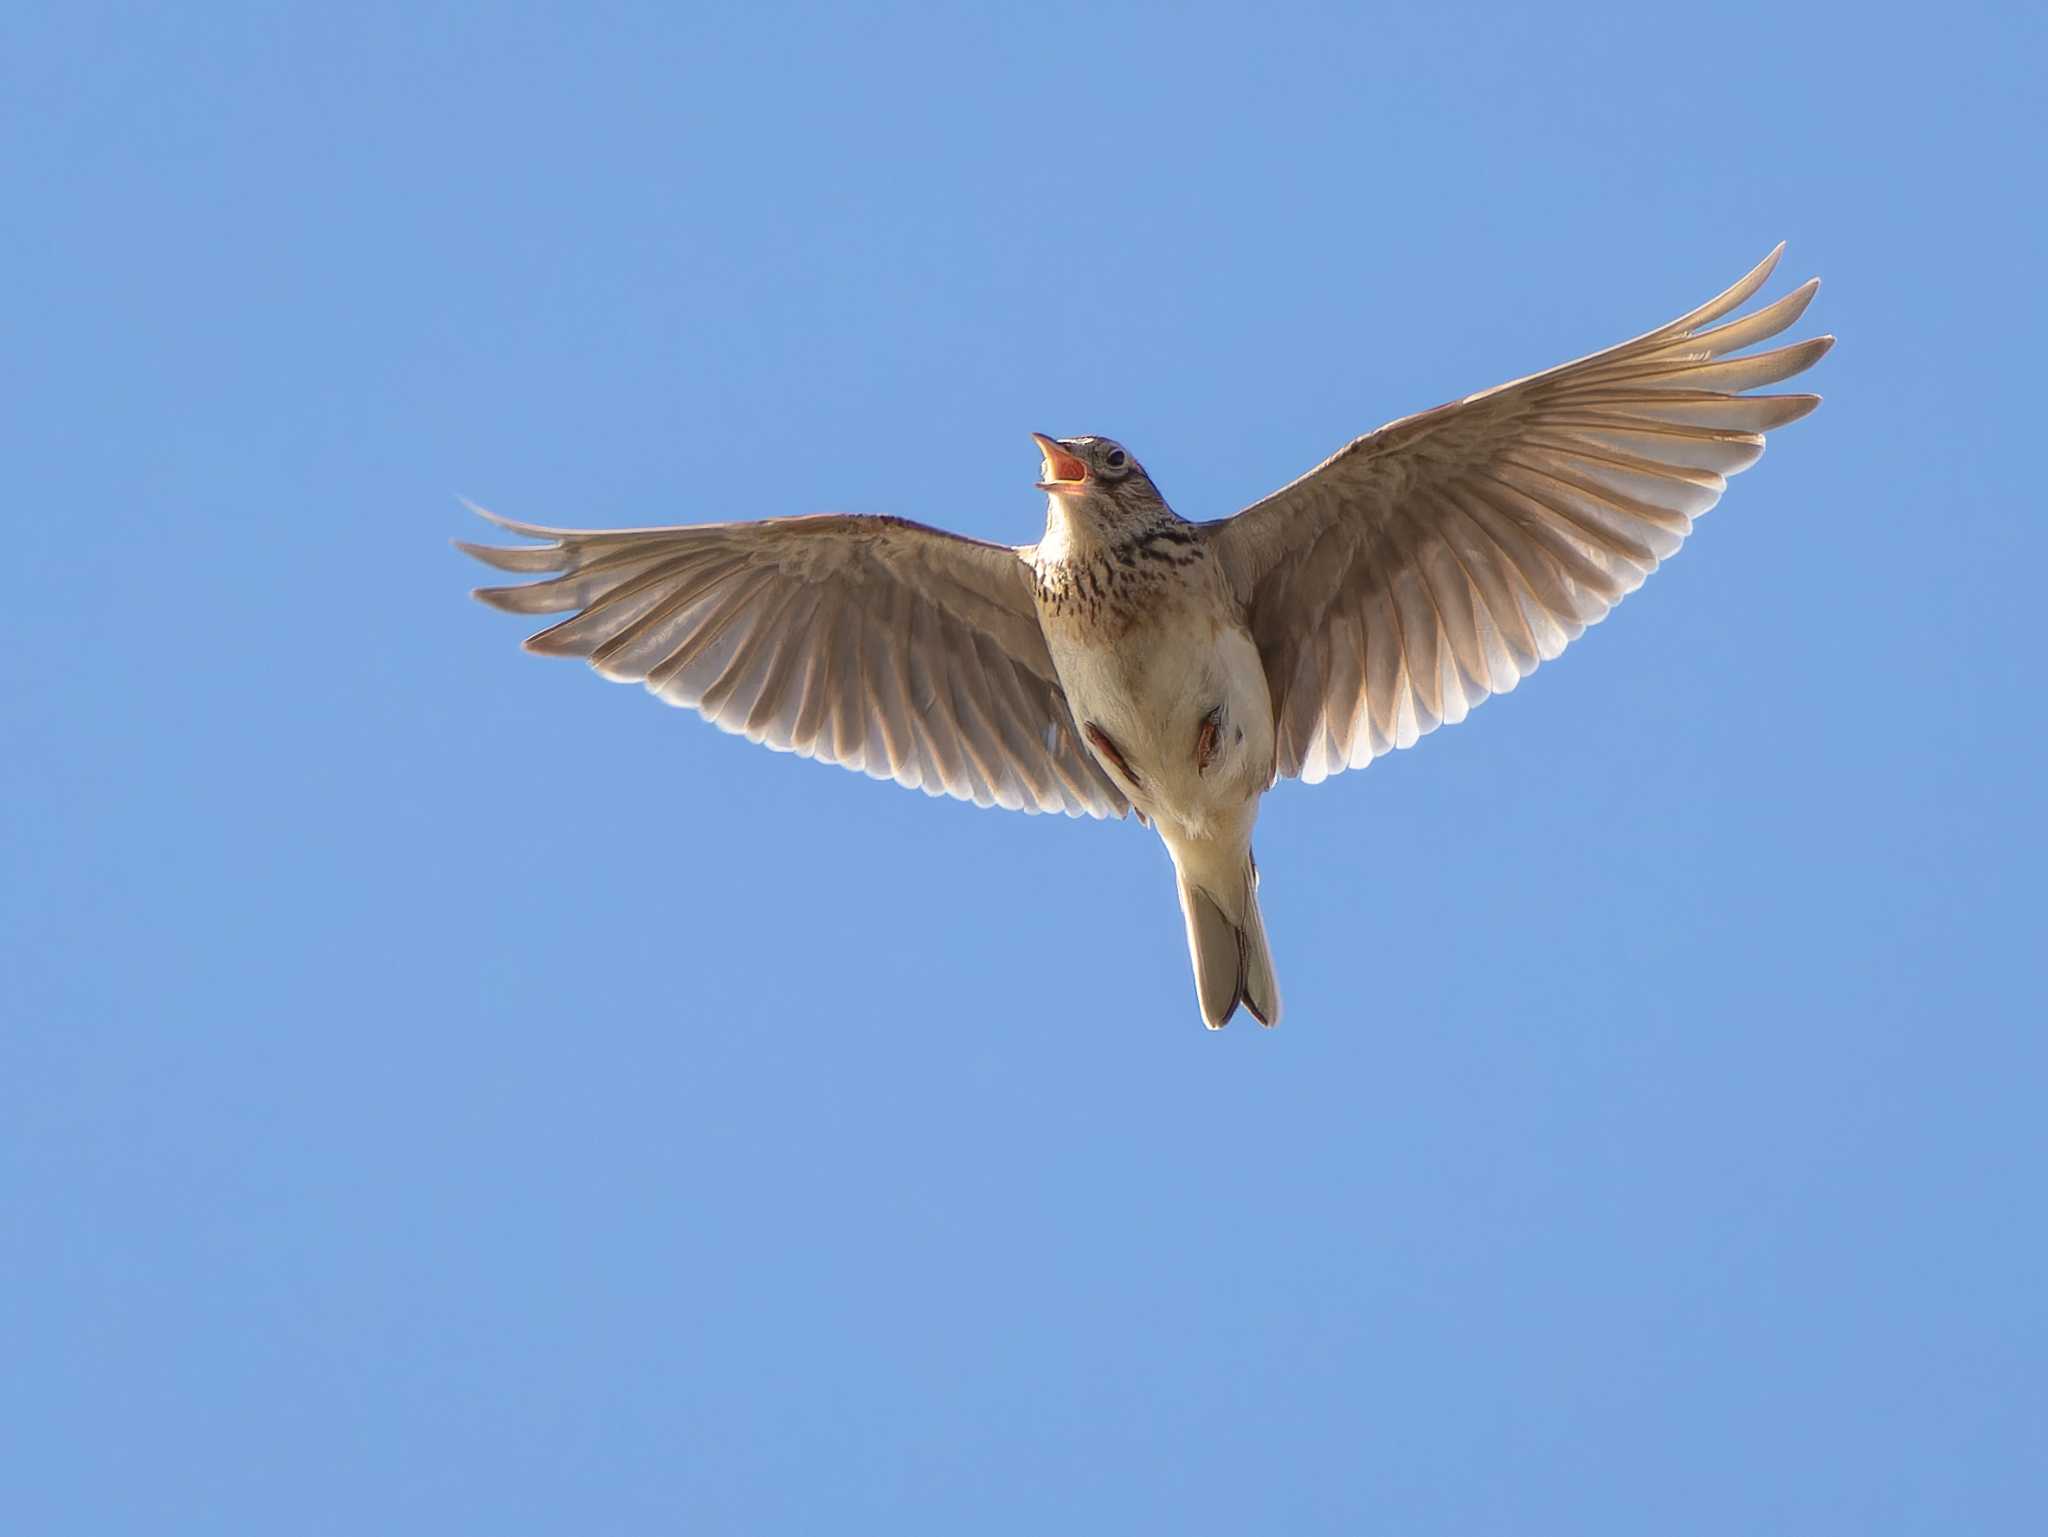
[5,2,2043,1531]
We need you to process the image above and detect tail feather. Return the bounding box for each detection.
[1176,856,1282,1030]
[1237,875,1280,1027]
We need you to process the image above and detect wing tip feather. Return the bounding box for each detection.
[460,496,566,541]
[1719,240,1787,307]
[1777,391,1823,424]
[1779,334,1835,377]
[521,624,588,657]
[472,583,534,612]
[455,538,565,575]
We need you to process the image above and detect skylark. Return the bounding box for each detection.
[462,246,1829,1029]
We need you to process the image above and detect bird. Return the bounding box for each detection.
[460,245,1829,1030]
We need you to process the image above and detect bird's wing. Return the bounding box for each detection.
[1205,244,1831,784]
[460,509,1128,818]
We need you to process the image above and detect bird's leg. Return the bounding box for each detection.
[1194,706,1222,775]
[1083,721,1143,792]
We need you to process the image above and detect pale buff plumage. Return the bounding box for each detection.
[461,246,1830,1029]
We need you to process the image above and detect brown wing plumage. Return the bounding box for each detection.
[1207,244,1832,784]
[461,508,1127,818]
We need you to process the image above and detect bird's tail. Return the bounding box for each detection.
[1175,852,1281,1030]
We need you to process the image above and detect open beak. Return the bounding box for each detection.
[1032,432,1088,494]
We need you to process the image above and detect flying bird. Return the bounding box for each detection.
[461,245,1829,1029]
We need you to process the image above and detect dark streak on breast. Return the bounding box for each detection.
[1031,518,1207,626]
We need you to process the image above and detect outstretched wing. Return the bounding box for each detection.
[1207,244,1832,784]
[461,508,1127,818]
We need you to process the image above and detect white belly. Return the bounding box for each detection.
[1046,608,1274,844]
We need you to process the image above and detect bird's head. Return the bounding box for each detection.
[1032,433,1170,534]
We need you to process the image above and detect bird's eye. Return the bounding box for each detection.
[1106,449,1128,469]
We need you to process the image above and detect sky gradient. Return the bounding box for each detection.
[5,2,2043,1532]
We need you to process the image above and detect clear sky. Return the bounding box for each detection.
[5,2,2043,1532]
